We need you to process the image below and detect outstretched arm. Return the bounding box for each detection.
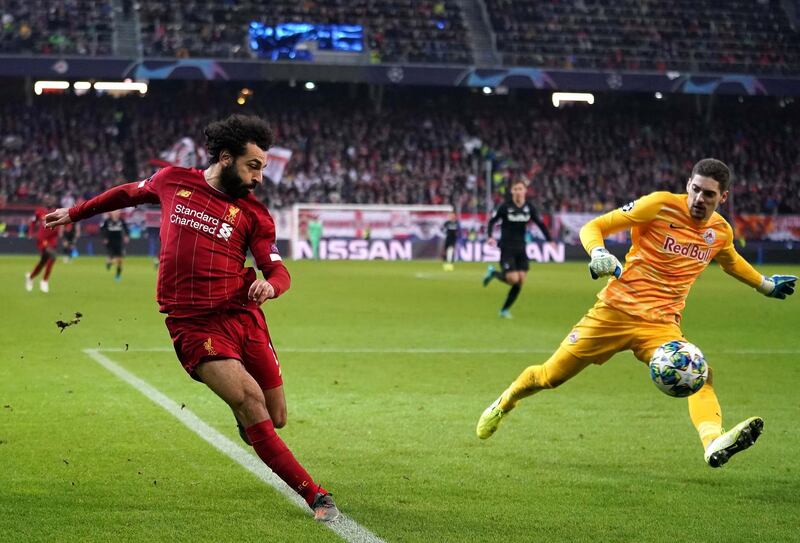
[46,181,160,228]
[715,228,796,299]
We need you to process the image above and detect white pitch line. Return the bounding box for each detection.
[95,346,800,355]
[82,349,386,543]
[97,347,550,354]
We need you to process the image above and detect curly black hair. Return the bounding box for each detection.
[204,114,274,164]
[691,158,731,192]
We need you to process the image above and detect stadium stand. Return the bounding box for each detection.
[485,0,800,74]
[0,0,113,55]
[2,0,797,75]
[138,0,472,64]
[1,86,797,213]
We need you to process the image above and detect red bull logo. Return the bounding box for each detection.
[663,235,712,262]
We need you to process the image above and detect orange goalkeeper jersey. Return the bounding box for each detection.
[580,192,763,324]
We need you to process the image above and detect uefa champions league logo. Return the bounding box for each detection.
[387,67,404,83]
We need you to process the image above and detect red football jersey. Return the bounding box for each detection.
[32,207,59,251]
[70,167,290,316]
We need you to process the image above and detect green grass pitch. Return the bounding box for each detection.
[2,255,799,542]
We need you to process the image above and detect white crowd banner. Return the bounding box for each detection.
[263,147,293,183]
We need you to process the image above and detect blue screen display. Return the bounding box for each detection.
[249,22,364,59]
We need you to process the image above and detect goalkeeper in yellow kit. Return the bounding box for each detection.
[476,158,797,467]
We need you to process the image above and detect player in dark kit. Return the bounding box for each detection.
[25,196,60,293]
[101,210,129,280]
[442,212,459,271]
[483,179,552,318]
[61,222,80,263]
[45,115,340,522]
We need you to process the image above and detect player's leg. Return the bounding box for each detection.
[28,251,48,279]
[263,385,287,428]
[484,248,512,287]
[25,251,47,290]
[40,249,56,292]
[636,334,763,467]
[443,243,455,270]
[687,366,763,467]
[239,308,339,519]
[501,268,526,317]
[478,301,628,439]
[499,251,527,317]
[114,255,123,280]
[167,313,338,520]
[196,359,337,519]
[499,271,520,318]
[501,347,588,409]
[231,380,286,445]
[477,348,591,438]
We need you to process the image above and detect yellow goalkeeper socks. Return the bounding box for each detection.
[499,350,591,411]
[688,383,723,449]
[499,365,545,411]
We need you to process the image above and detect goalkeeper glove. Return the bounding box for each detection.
[756,274,797,300]
[588,247,622,279]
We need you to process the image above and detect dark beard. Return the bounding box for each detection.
[219,163,251,199]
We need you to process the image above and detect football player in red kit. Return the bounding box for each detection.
[46,115,339,522]
[26,195,60,293]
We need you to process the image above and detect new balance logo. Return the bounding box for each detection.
[217,223,233,240]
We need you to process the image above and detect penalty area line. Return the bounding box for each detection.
[81,348,386,543]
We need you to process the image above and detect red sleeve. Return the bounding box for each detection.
[68,170,164,222]
[249,207,291,297]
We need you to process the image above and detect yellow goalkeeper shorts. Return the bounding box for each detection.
[559,300,686,365]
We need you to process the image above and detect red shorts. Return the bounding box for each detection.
[37,240,57,255]
[165,307,283,390]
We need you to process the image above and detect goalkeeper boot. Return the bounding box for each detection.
[704,416,763,468]
[482,265,496,287]
[312,491,340,522]
[476,396,510,439]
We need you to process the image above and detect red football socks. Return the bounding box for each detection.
[43,258,55,280]
[30,257,47,278]
[245,420,325,506]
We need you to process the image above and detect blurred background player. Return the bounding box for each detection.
[442,212,459,271]
[45,114,339,522]
[476,159,797,468]
[25,195,59,293]
[61,222,80,263]
[101,210,129,281]
[307,215,323,260]
[483,179,552,318]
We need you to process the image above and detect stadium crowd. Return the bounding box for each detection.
[0,0,113,55]
[486,0,800,74]
[138,0,471,64]
[3,0,798,74]
[0,86,798,215]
